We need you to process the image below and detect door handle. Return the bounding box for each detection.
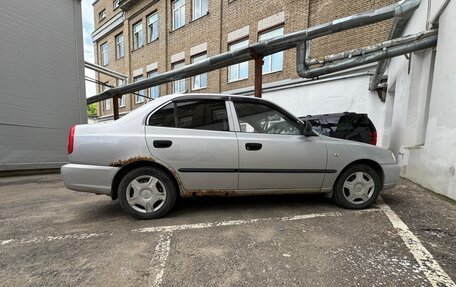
[245,143,262,151]
[153,140,172,148]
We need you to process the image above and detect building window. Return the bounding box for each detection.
[147,13,158,43]
[100,43,109,66]
[99,9,106,21]
[105,99,111,110]
[172,0,185,30]
[192,0,208,20]
[172,61,186,93]
[134,76,145,103]
[133,22,143,50]
[115,34,124,59]
[147,70,159,99]
[113,0,120,9]
[259,27,284,74]
[103,85,111,110]
[228,39,249,82]
[117,79,125,107]
[191,53,207,90]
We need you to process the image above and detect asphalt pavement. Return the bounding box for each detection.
[0,174,455,287]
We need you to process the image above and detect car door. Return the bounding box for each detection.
[231,99,328,190]
[145,98,238,191]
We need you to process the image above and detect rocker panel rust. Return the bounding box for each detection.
[109,156,155,167]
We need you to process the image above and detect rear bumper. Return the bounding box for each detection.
[382,163,401,190]
[61,164,120,196]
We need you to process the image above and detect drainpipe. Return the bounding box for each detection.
[368,0,423,90]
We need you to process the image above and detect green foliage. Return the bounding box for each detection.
[87,103,98,118]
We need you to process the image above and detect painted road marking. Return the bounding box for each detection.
[0,233,109,246]
[0,210,379,247]
[149,232,173,287]
[377,197,456,287]
[1,203,454,287]
[133,209,379,233]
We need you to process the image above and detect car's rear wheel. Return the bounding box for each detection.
[332,164,381,209]
[118,167,177,219]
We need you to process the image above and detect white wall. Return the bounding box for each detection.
[386,0,456,200]
[262,74,386,146]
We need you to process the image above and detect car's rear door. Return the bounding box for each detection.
[145,98,238,190]
[231,99,328,190]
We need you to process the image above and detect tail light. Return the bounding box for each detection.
[368,130,377,145]
[67,125,75,154]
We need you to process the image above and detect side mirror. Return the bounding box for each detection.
[302,120,315,137]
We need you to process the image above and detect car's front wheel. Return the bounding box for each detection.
[118,167,177,219]
[332,164,381,209]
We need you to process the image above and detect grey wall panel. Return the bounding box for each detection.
[0,0,86,170]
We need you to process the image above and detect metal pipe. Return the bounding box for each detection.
[296,35,437,79]
[112,96,119,120]
[368,0,422,90]
[305,29,437,65]
[85,61,128,80]
[87,0,421,105]
[253,56,264,98]
[430,0,451,26]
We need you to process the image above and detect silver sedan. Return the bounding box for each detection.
[61,94,399,219]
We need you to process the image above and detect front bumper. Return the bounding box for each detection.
[382,163,401,190]
[61,164,120,195]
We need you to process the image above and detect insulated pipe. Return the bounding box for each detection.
[305,29,437,65]
[368,0,422,90]
[87,0,421,104]
[296,35,437,79]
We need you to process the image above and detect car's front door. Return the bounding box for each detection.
[145,98,238,191]
[231,100,328,191]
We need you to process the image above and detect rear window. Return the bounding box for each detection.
[148,103,175,127]
[148,100,229,132]
[176,100,229,131]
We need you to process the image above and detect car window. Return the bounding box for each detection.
[233,101,301,135]
[148,103,175,127]
[308,119,323,134]
[175,100,229,131]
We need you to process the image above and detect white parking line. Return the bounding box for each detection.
[377,197,456,287]
[0,210,379,247]
[0,232,109,246]
[149,232,173,287]
[133,209,379,233]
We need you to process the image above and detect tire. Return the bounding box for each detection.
[332,164,381,209]
[118,167,177,219]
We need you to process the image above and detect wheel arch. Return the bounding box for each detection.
[111,160,181,200]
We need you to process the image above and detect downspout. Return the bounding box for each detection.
[368,0,422,90]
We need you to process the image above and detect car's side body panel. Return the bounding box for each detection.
[321,135,396,191]
[235,132,328,190]
[145,126,239,190]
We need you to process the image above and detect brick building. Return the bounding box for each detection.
[92,0,394,121]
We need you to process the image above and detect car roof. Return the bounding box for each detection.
[167,93,262,102]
